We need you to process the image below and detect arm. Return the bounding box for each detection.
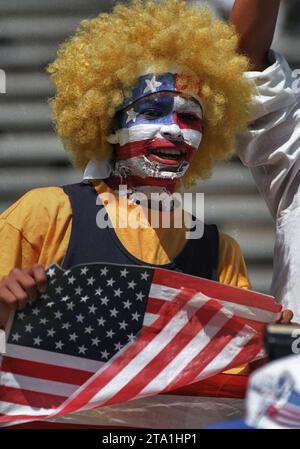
[230,0,280,71]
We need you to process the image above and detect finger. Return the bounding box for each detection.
[5,281,28,310]
[281,310,294,324]
[0,286,18,309]
[25,265,47,294]
[9,269,38,302]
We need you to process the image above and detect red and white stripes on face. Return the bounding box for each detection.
[107,93,203,184]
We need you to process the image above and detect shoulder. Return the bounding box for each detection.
[219,231,243,256]
[0,187,71,232]
[218,231,251,289]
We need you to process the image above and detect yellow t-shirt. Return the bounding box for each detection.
[0,181,250,290]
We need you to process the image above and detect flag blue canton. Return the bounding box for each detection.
[8,263,153,362]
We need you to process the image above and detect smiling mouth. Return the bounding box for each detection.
[147,148,187,166]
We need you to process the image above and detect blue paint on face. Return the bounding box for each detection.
[118,73,176,111]
[115,95,176,129]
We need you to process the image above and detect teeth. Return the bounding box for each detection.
[154,149,182,155]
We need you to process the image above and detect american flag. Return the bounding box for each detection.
[0,262,281,427]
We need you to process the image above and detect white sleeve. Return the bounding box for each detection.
[237,50,300,219]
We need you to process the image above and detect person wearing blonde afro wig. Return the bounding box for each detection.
[0,0,294,427]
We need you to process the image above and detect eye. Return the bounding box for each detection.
[141,108,164,119]
[179,113,199,121]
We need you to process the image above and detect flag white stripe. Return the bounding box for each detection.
[111,125,201,149]
[140,307,231,396]
[150,283,279,323]
[5,344,103,372]
[0,401,53,417]
[86,308,194,407]
[0,372,77,397]
[196,325,257,381]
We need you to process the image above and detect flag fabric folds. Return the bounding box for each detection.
[0,262,281,427]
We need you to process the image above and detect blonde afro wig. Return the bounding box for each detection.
[47,0,253,188]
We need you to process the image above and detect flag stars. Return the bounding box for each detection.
[25,324,33,333]
[100,296,109,306]
[17,312,25,320]
[126,108,139,124]
[41,293,50,301]
[80,295,89,303]
[47,328,56,337]
[114,342,123,351]
[97,317,106,327]
[78,345,87,355]
[47,268,56,278]
[128,280,136,290]
[55,341,64,351]
[55,286,63,294]
[75,286,83,295]
[132,311,141,321]
[141,271,150,281]
[46,301,55,308]
[114,288,122,298]
[68,276,76,285]
[123,300,132,309]
[127,333,136,343]
[100,267,109,276]
[91,337,100,346]
[106,329,115,339]
[110,307,119,318]
[54,311,63,320]
[136,292,145,301]
[101,350,109,360]
[33,336,42,346]
[61,295,70,302]
[84,326,94,334]
[69,332,78,342]
[106,278,115,287]
[87,276,95,286]
[11,333,21,342]
[119,320,128,330]
[76,313,85,323]
[88,305,97,314]
[62,322,71,330]
[80,267,89,275]
[120,268,129,278]
[66,301,75,311]
[95,287,103,296]
[39,318,48,325]
[143,75,162,94]
[32,307,40,316]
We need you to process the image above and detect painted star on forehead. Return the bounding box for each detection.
[126,108,139,124]
[143,75,162,94]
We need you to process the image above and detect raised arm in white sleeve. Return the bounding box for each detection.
[237,50,300,321]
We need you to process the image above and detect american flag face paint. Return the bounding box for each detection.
[108,74,203,182]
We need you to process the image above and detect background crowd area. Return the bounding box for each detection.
[0,0,300,293]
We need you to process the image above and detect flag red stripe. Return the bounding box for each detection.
[101,299,223,407]
[146,297,165,315]
[1,356,91,385]
[167,373,248,399]
[221,335,262,374]
[153,269,281,313]
[52,289,194,417]
[163,316,247,393]
[0,386,64,408]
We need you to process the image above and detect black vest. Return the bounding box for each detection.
[62,183,219,280]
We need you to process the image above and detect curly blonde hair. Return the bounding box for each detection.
[47,0,253,188]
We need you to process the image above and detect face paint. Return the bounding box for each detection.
[108,92,203,182]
